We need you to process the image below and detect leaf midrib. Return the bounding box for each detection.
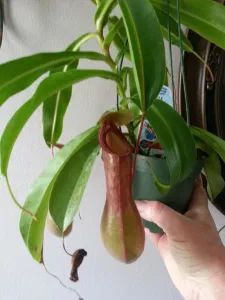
[50,64,69,145]
[0,55,75,91]
[154,0,225,36]
[152,105,182,182]
[24,128,98,244]
[122,0,145,109]
[63,145,99,230]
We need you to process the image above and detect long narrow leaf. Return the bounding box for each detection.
[108,13,192,58]
[0,51,111,106]
[103,18,124,50]
[129,70,141,109]
[95,0,117,32]
[204,152,225,200]
[42,32,99,147]
[0,69,119,176]
[42,74,74,147]
[150,0,225,51]
[0,52,79,106]
[42,34,92,147]
[49,138,99,232]
[191,127,225,162]
[108,16,130,59]
[66,32,99,52]
[20,126,98,262]
[155,8,193,52]
[118,0,165,111]
[42,51,109,146]
[147,100,197,190]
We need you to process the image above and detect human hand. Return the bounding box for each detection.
[135,180,225,300]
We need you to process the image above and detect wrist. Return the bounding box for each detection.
[199,247,225,300]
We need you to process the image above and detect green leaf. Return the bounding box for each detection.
[0,69,119,176]
[0,52,82,106]
[150,0,225,51]
[103,17,124,50]
[147,100,197,191]
[108,16,130,59]
[42,33,100,147]
[128,70,141,109]
[42,51,109,146]
[194,134,225,200]
[110,9,192,53]
[191,127,225,163]
[204,152,225,200]
[42,72,73,147]
[95,0,117,32]
[49,137,99,232]
[154,8,193,52]
[19,126,98,262]
[118,0,165,111]
[66,32,99,52]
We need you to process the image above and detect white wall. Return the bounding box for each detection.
[0,1,225,300]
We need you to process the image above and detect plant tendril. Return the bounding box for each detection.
[166,0,175,100]
[176,0,190,126]
[194,52,215,84]
[132,114,145,176]
[62,235,74,257]
[42,257,83,300]
[5,176,37,220]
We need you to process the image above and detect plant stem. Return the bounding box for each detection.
[75,32,99,49]
[42,257,82,299]
[127,123,136,146]
[176,0,190,126]
[97,33,117,70]
[96,31,136,144]
[62,235,73,257]
[166,0,175,99]
[6,176,37,220]
[132,114,145,176]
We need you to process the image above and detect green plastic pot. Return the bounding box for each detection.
[132,154,202,233]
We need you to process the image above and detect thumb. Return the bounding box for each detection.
[135,200,187,238]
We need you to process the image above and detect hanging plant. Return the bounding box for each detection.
[1,0,225,297]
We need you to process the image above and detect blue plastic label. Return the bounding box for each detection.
[158,85,173,107]
[139,86,173,155]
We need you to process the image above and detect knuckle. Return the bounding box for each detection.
[151,201,164,213]
[149,201,166,219]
